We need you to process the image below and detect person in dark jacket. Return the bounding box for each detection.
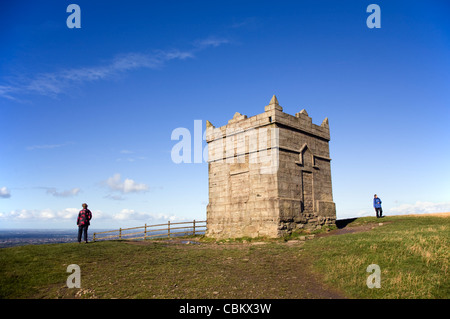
[77,203,92,243]
[373,194,383,218]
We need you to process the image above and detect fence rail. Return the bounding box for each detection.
[93,220,206,242]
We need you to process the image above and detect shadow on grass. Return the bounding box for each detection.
[335,218,358,229]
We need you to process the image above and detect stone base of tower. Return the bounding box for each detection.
[206,200,281,239]
[277,199,336,237]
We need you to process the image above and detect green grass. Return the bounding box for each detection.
[0,239,321,299]
[0,215,448,299]
[303,215,450,298]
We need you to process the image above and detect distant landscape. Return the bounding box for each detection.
[0,229,78,248]
[0,229,115,248]
[0,227,200,248]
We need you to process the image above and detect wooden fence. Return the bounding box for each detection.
[93,220,206,242]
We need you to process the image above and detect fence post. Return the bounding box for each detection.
[168,220,171,238]
[93,232,96,242]
[144,223,147,240]
[193,220,196,236]
[119,228,122,240]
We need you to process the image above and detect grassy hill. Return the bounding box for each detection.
[0,215,448,299]
[304,214,449,298]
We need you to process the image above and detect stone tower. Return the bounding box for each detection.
[205,95,336,238]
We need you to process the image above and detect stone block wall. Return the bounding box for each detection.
[206,95,336,238]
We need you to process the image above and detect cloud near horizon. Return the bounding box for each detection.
[0,208,179,225]
[387,201,450,215]
[0,208,80,220]
[1,201,446,227]
[353,201,450,218]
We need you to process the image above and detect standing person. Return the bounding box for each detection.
[77,203,92,243]
[373,194,383,218]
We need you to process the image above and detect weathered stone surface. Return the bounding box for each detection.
[206,95,336,238]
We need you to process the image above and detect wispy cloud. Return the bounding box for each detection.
[120,149,134,154]
[0,85,16,101]
[193,36,230,49]
[0,37,229,100]
[228,17,260,30]
[116,156,147,163]
[26,142,72,151]
[20,51,191,98]
[116,149,147,162]
[104,194,126,201]
[45,187,81,198]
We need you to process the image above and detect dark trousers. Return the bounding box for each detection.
[375,207,383,218]
[78,225,89,242]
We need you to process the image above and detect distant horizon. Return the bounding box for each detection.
[1,211,448,231]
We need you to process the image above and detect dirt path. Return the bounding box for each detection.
[123,220,393,299]
[317,223,386,238]
[127,238,348,298]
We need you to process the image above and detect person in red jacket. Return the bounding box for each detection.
[77,203,92,243]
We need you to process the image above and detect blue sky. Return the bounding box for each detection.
[1,0,449,229]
